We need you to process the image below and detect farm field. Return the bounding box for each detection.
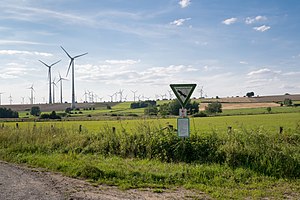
[3,112,300,133]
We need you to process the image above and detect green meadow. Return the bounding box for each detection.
[4,112,300,133]
[1,102,300,199]
[1,112,300,198]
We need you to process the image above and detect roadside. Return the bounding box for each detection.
[0,160,209,200]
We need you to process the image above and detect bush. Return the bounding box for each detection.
[30,106,41,116]
[40,111,61,119]
[65,107,72,113]
[0,108,19,118]
[144,105,158,115]
[193,111,207,117]
[205,101,222,114]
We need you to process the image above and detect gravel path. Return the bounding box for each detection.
[0,160,209,200]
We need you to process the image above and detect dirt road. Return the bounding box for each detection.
[0,161,209,200]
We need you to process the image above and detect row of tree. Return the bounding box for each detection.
[0,108,19,118]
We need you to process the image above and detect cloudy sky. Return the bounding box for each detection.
[0,0,300,104]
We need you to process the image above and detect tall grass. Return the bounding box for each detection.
[1,122,300,178]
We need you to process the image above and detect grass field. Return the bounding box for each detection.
[3,112,300,134]
[1,101,300,199]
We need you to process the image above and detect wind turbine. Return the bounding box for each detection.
[8,94,13,105]
[39,59,61,104]
[27,84,35,104]
[52,78,57,103]
[57,72,68,103]
[0,92,4,105]
[131,90,137,102]
[61,46,88,109]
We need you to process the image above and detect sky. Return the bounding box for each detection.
[0,0,300,104]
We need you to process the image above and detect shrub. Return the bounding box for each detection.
[205,101,222,114]
[30,106,41,116]
[0,108,19,118]
[193,111,207,117]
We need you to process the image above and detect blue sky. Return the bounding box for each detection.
[0,0,300,104]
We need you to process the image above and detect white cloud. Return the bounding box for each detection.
[247,68,272,76]
[0,50,52,57]
[239,61,248,65]
[282,71,300,76]
[105,59,140,65]
[222,18,237,25]
[179,0,191,8]
[253,25,271,32]
[170,18,191,26]
[0,40,44,45]
[245,16,267,24]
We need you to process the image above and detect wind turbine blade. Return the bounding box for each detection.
[74,52,88,59]
[38,60,50,67]
[50,60,61,67]
[60,46,72,59]
[66,60,73,76]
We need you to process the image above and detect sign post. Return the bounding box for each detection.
[170,84,196,138]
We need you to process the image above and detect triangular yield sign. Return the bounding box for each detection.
[170,84,196,108]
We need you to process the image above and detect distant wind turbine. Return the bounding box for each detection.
[8,94,13,105]
[39,59,61,104]
[27,84,35,104]
[57,72,68,103]
[61,46,88,109]
[0,92,4,105]
[131,90,137,102]
[52,78,57,103]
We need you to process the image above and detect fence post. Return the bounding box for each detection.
[227,126,232,133]
[79,125,82,132]
[112,127,116,133]
[16,123,19,129]
[279,126,283,134]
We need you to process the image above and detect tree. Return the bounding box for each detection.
[283,98,292,106]
[205,101,222,114]
[30,106,41,116]
[0,108,19,118]
[246,92,255,97]
[159,99,200,116]
[144,105,158,115]
[266,107,272,113]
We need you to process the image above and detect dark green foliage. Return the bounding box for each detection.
[65,107,72,113]
[0,107,19,118]
[193,111,207,117]
[30,106,41,116]
[159,100,199,116]
[144,105,158,115]
[106,105,111,109]
[283,98,292,106]
[246,92,255,97]
[130,100,156,109]
[267,107,272,113]
[205,101,222,114]
[39,111,61,119]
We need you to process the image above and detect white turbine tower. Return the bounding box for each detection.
[39,60,61,104]
[27,84,35,104]
[8,94,13,105]
[131,90,137,102]
[52,78,57,103]
[61,46,88,109]
[0,92,4,105]
[57,72,68,104]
